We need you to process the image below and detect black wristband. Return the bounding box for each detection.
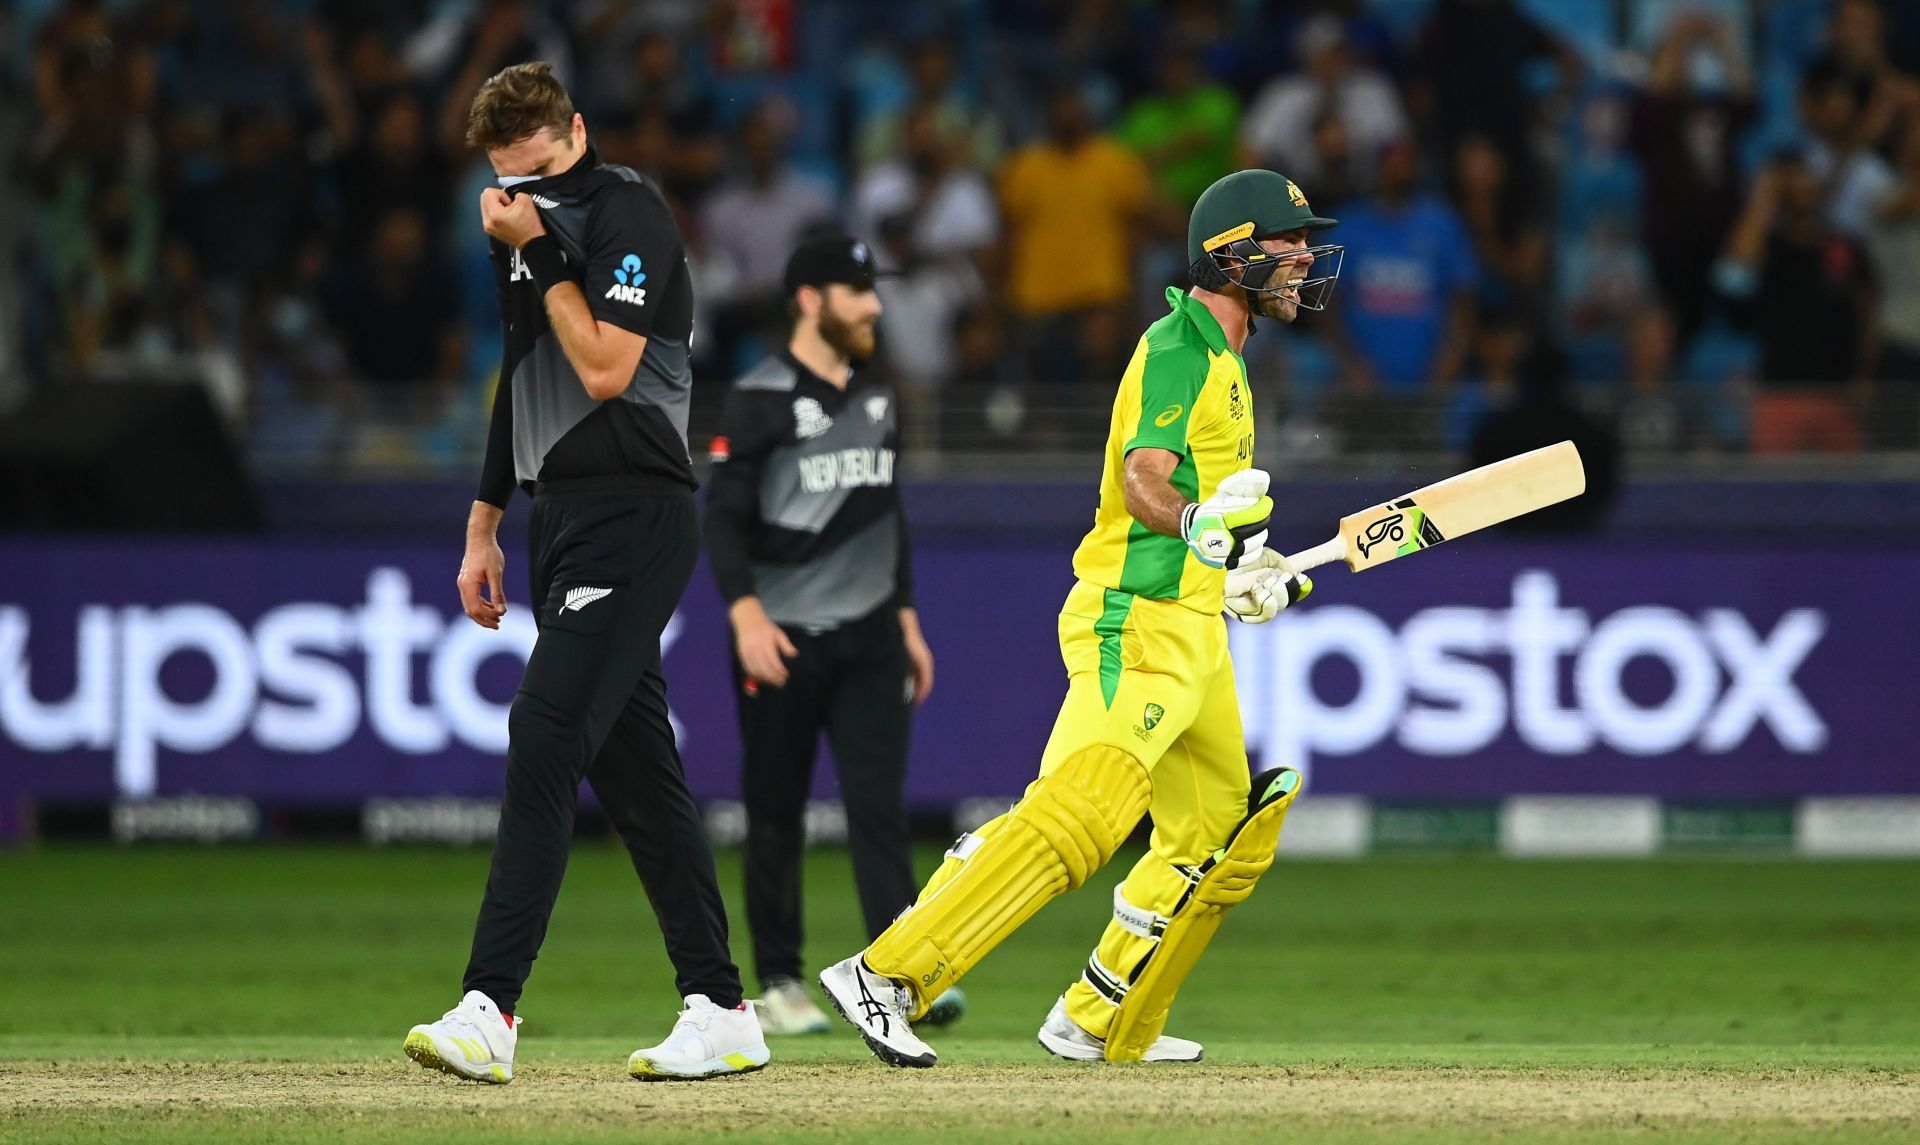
[519,234,568,292]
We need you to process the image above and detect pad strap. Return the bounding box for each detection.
[1111,886,1171,941]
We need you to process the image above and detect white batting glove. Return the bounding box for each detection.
[1224,550,1313,624]
[1182,468,1273,570]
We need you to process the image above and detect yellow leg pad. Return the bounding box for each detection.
[1104,768,1301,1061]
[865,745,1150,1016]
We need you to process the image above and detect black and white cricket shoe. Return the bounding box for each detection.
[819,954,937,1068]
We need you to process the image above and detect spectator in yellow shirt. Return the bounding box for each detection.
[999,86,1154,385]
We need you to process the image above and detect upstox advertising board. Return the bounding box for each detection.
[1,538,1913,809]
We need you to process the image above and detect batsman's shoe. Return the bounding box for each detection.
[628,994,770,1081]
[917,985,967,1029]
[756,976,832,1035]
[403,990,517,1083]
[1036,998,1201,1063]
[819,954,937,1068]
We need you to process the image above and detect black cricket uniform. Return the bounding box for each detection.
[704,350,918,988]
[464,146,741,1013]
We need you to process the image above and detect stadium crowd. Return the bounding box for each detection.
[12,0,1920,466]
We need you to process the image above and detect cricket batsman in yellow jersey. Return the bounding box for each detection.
[818,170,1345,1067]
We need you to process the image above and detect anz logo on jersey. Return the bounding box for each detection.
[797,447,896,494]
[604,253,648,306]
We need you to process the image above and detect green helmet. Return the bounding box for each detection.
[1187,170,1343,310]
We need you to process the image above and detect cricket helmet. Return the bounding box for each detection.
[1187,169,1343,311]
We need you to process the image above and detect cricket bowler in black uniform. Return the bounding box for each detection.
[402,62,767,1084]
[704,235,959,1034]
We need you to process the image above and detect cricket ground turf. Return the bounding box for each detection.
[3,845,1917,1143]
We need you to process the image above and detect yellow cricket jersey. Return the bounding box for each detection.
[1071,287,1255,616]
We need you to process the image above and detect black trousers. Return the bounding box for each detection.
[463,490,741,1013]
[732,605,917,987]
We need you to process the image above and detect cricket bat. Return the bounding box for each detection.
[1284,441,1586,574]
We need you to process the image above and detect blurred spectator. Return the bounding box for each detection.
[1468,340,1619,532]
[858,39,1003,172]
[701,98,837,370]
[29,0,157,180]
[1718,155,1876,454]
[1616,307,1691,453]
[423,0,574,157]
[1450,133,1546,327]
[168,110,315,291]
[998,84,1153,384]
[576,29,722,206]
[1241,15,1406,186]
[1412,0,1577,194]
[319,207,465,423]
[874,213,985,401]
[1627,8,1754,346]
[1304,110,1363,213]
[1323,139,1478,394]
[1800,60,1896,240]
[333,88,448,244]
[1557,211,1654,382]
[1115,45,1240,210]
[155,0,308,115]
[1867,114,1920,445]
[1805,0,1920,159]
[852,104,999,261]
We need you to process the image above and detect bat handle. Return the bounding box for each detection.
[1284,537,1347,572]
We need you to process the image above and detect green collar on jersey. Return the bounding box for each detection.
[1165,287,1228,356]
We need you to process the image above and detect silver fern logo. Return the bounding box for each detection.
[562,586,612,613]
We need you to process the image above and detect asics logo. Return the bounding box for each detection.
[856,974,892,1036]
[563,587,612,613]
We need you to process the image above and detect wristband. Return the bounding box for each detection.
[518,234,569,292]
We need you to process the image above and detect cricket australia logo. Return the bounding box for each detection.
[865,394,890,424]
[794,397,833,439]
[604,253,647,306]
[1134,702,1165,742]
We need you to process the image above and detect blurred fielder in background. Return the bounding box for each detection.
[705,233,955,1035]
[820,169,1339,1066]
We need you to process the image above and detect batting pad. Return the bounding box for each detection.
[864,746,1150,1016]
[1101,767,1300,1060]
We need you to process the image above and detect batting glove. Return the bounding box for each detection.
[1224,550,1313,624]
[1182,468,1273,570]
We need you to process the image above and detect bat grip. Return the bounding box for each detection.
[1284,537,1347,572]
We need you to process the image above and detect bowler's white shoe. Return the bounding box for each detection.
[755,976,832,1035]
[404,990,517,1083]
[1036,997,1203,1062]
[818,954,937,1068]
[627,994,770,1080]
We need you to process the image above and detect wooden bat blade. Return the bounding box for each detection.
[1328,441,1585,572]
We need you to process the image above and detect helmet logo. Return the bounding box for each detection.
[1203,221,1256,253]
[1286,180,1308,207]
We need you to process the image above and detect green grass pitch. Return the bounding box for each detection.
[3,843,1918,1143]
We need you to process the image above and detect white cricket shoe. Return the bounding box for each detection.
[404,990,517,1083]
[1036,997,1203,1062]
[755,976,832,1035]
[818,954,937,1068]
[627,994,770,1080]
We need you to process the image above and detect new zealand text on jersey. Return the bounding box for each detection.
[798,447,896,494]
